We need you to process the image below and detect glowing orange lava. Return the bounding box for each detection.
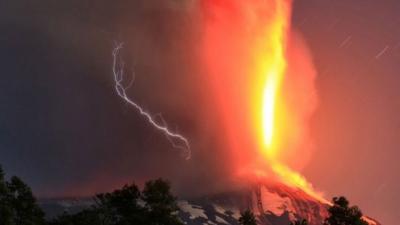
[253,0,328,203]
[258,0,289,155]
[202,0,327,203]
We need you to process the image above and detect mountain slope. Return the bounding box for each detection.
[40,181,381,225]
[178,182,380,225]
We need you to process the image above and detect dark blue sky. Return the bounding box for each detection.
[0,0,399,224]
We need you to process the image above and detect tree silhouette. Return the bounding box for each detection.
[238,209,257,225]
[48,210,102,225]
[7,176,46,225]
[94,183,146,225]
[324,196,368,225]
[290,218,308,225]
[142,179,183,225]
[0,165,45,225]
[51,178,183,225]
[0,166,13,225]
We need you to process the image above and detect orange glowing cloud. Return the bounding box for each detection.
[201,0,323,200]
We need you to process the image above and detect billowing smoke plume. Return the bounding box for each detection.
[0,0,318,198]
[200,0,318,176]
[280,31,318,170]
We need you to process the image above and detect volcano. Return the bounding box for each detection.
[40,181,381,225]
[177,181,381,225]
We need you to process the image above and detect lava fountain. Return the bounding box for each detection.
[201,0,326,202]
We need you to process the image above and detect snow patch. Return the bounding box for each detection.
[259,186,296,217]
[215,216,228,224]
[178,201,208,220]
[213,203,240,220]
[213,204,226,215]
[230,209,241,220]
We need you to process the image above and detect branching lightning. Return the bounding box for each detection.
[112,43,191,160]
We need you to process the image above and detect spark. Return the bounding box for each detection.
[112,42,191,160]
[375,45,389,59]
[339,35,352,48]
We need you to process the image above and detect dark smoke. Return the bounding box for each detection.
[0,0,236,198]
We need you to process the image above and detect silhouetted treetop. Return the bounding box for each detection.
[0,166,45,225]
[51,178,182,225]
[239,209,257,225]
[290,218,308,225]
[324,196,368,225]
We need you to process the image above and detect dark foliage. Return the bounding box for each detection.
[324,196,368,225]
[94,183,145,225]
[0,166,46,225]
[47,210,102,225]
[290,218,308,225]
[50,178,183,225]
[238,209,257,225]
[142,179,182,225]
[0,166,13,225]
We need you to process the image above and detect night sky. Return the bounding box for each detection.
[0,0,399,224]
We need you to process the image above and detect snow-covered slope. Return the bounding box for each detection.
[39,182,381,225]
[177,182,380,225]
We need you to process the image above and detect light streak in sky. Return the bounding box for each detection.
[112,43,191,160]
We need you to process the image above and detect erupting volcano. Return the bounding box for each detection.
[202,0,321,200]
[0,0,395,223]
[197,1,382,224]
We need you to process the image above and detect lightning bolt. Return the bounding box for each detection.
[112,42,191,160]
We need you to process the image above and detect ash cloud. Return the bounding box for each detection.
[0,0,318,198]
[0,0,235,198]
